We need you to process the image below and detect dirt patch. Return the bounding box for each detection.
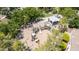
[20,26,51,50]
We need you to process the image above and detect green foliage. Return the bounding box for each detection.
[59,8,76,18]
[0,32,28,51]
[0,32,13,51]
[35,28,70,51]
[69,17,79,28]
[0,7,18,18]
[0,7,74,51]
[12,40,22,50]
[59,7,79,29]
[35,39,57,51]
[0,40,13,51]
[0,7,45,51]
[38,7,53,13]
[35,28,63,51]
[23,7,44,22]
[52,28,60,36]
[12,40,28,51]
[0,23,9,35]
[0,32,5,40]
[10,7,44,26]
[0,22,19,38]
[59,17,68,32]
[59,41,67,50]
[0,7,9,15]
[52,7,60,14]
[10,9,25,25]
[59,17,68,25]
[7,7,44,38]
[62,32,70,43]
[0,38,27,51]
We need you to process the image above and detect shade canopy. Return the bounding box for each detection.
[49,14,63,22]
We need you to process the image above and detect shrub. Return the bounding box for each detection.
[62,32,70,43]
[12,40,21,50]
[59,24,68,33]
[59,41,67,51]
[0,32,5,40]
[52,28,60,36]
[59,17,68,32]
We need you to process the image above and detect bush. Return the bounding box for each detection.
[12,40,29,51]
[59,24,68,33]
[59,41,67,51]
[59,8,76,18]
[52,28,60,36]
[59,17,68,32]
[69,18,79,28]
[62,32,70,43]
[0,32,5,40]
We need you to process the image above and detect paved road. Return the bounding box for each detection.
[70,29,79,51]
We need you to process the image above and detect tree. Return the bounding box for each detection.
[0,32,13,51]
[35,28,63,51]
[59,17,68,32]
[0,21,19,38]
[0,32,5,40]
[69,17,79,28]
[23,7,44,22]
[0,7,19,19]
[0,23,9,35]
[35,27,70,51]
[10,9,24,25]
[52,7,60,14]
[38,7,53,13]
[10,7,44,29]
[59,8,76,19]
[0,40,13,51]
